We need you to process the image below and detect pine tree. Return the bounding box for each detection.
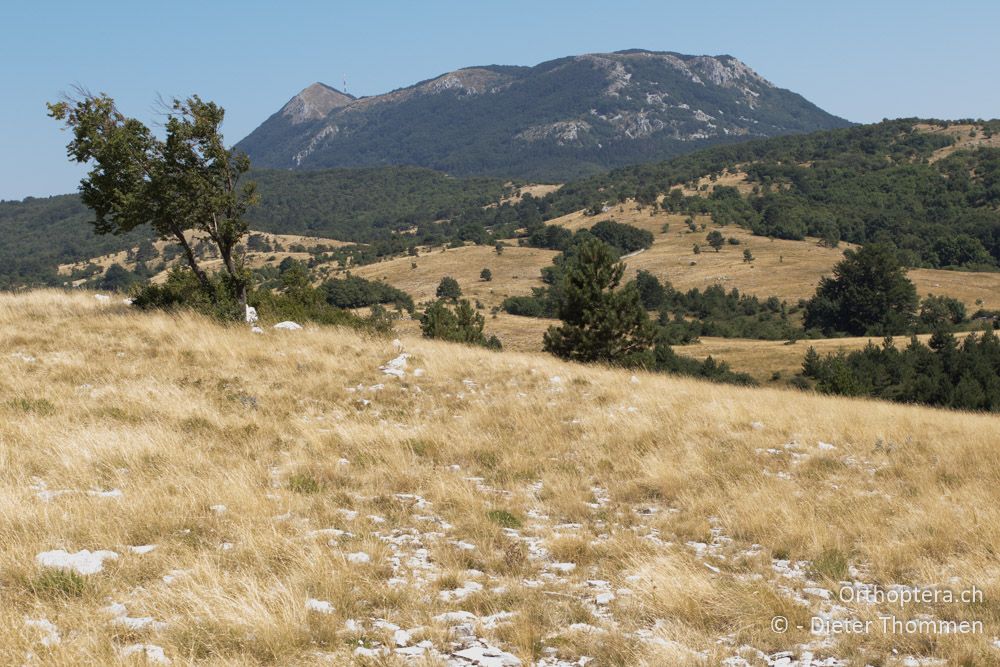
[543,238,655,367]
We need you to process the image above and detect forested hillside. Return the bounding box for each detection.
[472,119,1000,270]
[5,119,1000,289]
[0,167,511,287]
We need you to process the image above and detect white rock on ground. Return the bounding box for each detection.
[119,644,171,665]
[380,353,410,378]
[87,488,123,498]
[128,544,157,555]
[305,598,335,614]
[452,645,522,666]
[94,294,111,302]
[36,549,119,575]
[273,321,303,330]
[244,305,259,324]
[347,551,371,564]
[24,617,60,647]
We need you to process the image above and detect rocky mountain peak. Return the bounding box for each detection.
[280,83,354,125]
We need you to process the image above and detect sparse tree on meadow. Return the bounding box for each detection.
[543,238,654,367]
[706,230,725,252]
[480,268,492,282]
[48,91,258,310]
[803,244,918,335]
[436,276,462,300]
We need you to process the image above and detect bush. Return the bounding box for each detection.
[421,299,501,350]
[436,276,462,300]
[324,275,414,312]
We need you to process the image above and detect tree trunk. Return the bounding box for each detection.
[219,244,247,311]
[174,230,212,293]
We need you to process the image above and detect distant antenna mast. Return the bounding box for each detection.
[342,74,348,94]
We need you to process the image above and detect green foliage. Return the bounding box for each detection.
[635,270,667,310]
[804,245,918,335]
[287,473,321,494]
[247,166,510,244]
[543,238,655,367]
[436,276,462,300]
[651,338,757,385]
[132,265,382,332]
[323,275,414,312]
[706,230,725,251]
[48,92,258,307]
[802,329,1000,411]
[8,397,56,415]
[742,248,754,263]
[30,569,87,598]
[237,50,849,182]
[131,267,244,321]
[588,219,655,254]
[919,294,967,329]
[420,299,501,350]
[480,268,493,282]
[486,510,523,529]
[536,119,1000,270]
[99,263,141,292]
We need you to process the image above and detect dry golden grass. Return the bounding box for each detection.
[549,201,996,311]
[674,168,755,197]
[673,332,978,384]
[491,184,563,207]
[914,122,1000,163]
[59,231,354,285]
[909,268,1000,311]
[2,290,999,665]
[350,245,559,312]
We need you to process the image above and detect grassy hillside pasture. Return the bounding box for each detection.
[1,291,998,665]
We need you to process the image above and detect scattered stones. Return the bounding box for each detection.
[36,549,119,575]
[24,618,60,647]
[380,353,410,378]
[106,602,167,631]
[452,645,522,666]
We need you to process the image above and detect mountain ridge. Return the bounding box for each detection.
[236,49,852,180]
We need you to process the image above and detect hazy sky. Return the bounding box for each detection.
[2,0,998,200]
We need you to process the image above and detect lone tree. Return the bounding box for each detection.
[804,244,918,335]
[480,268,492,282]
[48,91,258,310]
[543,238,654,367]
[421,299,501,349]
[743,248,754,263]
[436,276,462,300]
[706,230,725,252]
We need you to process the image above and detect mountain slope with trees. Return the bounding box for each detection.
[483,119,1000,270]
[236,49,851,181]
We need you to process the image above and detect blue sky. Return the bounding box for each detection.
[2,0,998,200]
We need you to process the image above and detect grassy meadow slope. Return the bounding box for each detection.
[2,291,999,665]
